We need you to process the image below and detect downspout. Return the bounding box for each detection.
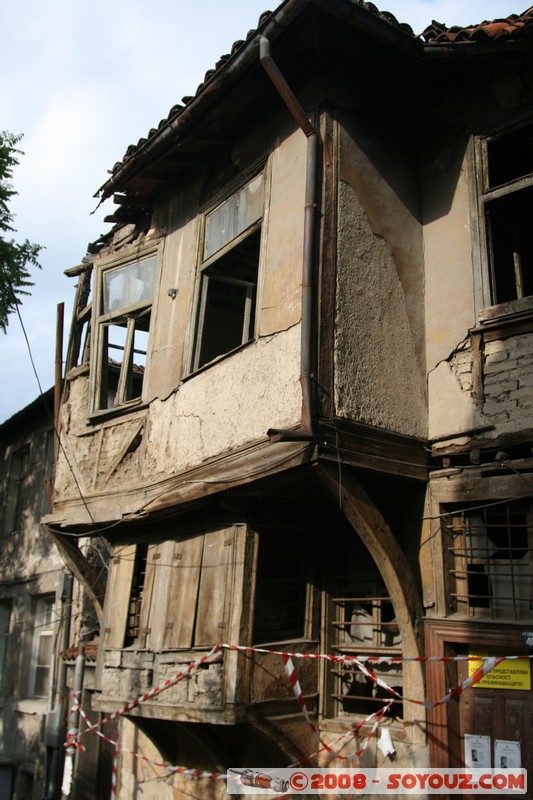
[61,644,85,799]
[259,36,318,442]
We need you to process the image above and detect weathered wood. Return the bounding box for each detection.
[99,420,144,487]
[318,418,428,481]
[471,330,484,407]
[163,534,204,648]
[102,544,136,647]
[138,543,159,648]
[49,440,317,527]
[147,540,175,650]
[317,110,338,419]
[315,462,426,743]
[194,528,234,646]
[48,529,106,625]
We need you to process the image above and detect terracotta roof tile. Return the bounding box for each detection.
[421,7,533,44]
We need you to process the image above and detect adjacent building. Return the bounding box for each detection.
[0,390,60,798]
[46,2,533,797]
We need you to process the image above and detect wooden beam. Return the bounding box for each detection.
[314,462,426,743]
[47,528,105,624]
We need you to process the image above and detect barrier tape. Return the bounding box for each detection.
[77,644,221,739]
[75,698,226,780]
[110,729,119,800]
[64,643,520,785]
[223,644,509,709]
[221,642,531,665]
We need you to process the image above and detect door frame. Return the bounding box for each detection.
[425,619,528,768]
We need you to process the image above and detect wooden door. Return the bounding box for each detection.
[456,656,532,798]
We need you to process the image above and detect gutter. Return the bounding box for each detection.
[259,36,317,442]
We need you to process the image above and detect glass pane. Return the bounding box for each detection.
[103,256,157,313]
[33,665,50,698]
[130,324,149,400]
[204,174,263,259]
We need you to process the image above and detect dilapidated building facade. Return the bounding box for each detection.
[0,390,60,799]
[47,2,533,796]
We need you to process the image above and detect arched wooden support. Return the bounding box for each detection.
[315,462,426,745]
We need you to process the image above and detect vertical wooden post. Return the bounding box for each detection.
[55,302,64,464]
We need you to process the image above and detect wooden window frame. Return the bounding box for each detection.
[191,172,265,373]
[476,120,533,314]
[0,600,11,692]
[5,443,31,534]
[91,246,160,415]
[443,499,533,621]
[103,527,252,652]
[28,596,55,699]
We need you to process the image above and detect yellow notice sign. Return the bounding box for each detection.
[468,647,531,691]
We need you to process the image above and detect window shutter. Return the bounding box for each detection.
[103,545,136,647]
[194,529,234,646]
[163,534,204,649]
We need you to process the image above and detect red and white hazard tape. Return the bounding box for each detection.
[64,642,524,784]
[110,729,119,800]
[221,642,531,665]
[77,643,221,740]
[75,698,226,781]
[222,644,512,709]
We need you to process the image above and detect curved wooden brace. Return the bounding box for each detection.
[315,462,426,743]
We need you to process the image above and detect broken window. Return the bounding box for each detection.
[328,545,402,719]
[445,499,533,619]
[253,529,308,644]
[481,123,533,305]
[192,174,263,371]
[93,254,157,411]
[65,265,92,372]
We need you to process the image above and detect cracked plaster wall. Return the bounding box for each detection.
[54,130,306,506]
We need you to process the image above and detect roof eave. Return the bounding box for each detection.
[97,0,421,203]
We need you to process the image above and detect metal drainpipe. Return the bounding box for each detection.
[259,36,317,442]
[61,645,85,799]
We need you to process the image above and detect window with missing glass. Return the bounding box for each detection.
[329,572,403,718]
[253,529,309,644]
[444,499,533,619]
[93,253,158,411]
[192,173,264,371]
[479,122,533,307]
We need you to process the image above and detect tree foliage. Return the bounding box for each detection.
[0,131,42,332]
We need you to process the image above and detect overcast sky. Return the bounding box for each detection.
[0,0,525,423]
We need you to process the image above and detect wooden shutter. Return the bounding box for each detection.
[194,528,235,646]
[103,544,136,647]
[137,543,161,648]
[163,534,204,649]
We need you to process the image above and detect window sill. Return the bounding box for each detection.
[479,295,533,324]
[183,339,255,383]
[13,698,47,715]
[87,399,148,425]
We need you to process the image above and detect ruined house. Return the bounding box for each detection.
[47,1,533,796]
